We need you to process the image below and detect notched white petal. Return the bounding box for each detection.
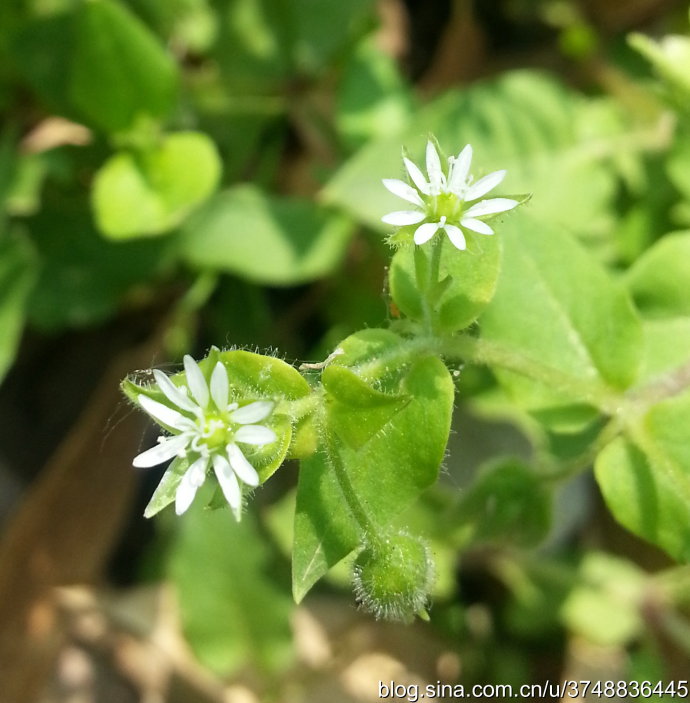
[227,443,260,486]
[175,457,208,515]
[403,157,430,195]
[444,223,467,250]
[231,400,274,424]
[183,355,210,409]
[210,362,229,410]
[153,370,198,413]
[138,395,193,431]
[212,454,241,509]
[448,144,473,192]
[382,178,424,206]
[425,141,443,191]
[461,217,494,235]
[381,210,426,226]
[413,221,441,245]
[464,197,518,218]
[132,434,189,468]
[235,424,277,446]
[464,169,506,201]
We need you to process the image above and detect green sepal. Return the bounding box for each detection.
[389,231,502,333]
[143,455,189,519]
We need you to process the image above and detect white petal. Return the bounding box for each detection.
[448,144,473,192]
[210,362,229,410]
[227,443,260,486]
[212,454,241,509]
[464,197,518,218]
[139,395,194,431]
[132,434,190,468]
[461,217,494,235]
[382,178,424,206]
[231,400,274,424]
[425,141,444,191]
[413,221,441,245]
[403,157,431,195]
[153,370,198,413]
[464,170,506,201]
[235,424,277,446]
[381,210,426,226]
[443,223,467,250]
[183,355,209,409]
[175,457,208,515]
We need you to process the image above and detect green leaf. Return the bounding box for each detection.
[323,71,619,239]
[0,232,37,384]
[169,504,292,675]
[479,211,642,425]
[70,0,177,133]
[638,318,690,383]
[560,552,645,646]
[389,233,502,333]
[451,459,551,548]
[292,450,361,603]
[177,184,353,285]
[11,11,75,116]
[292,355,454,601]
[595,436,690,562]
[626,231,690,317]
[629,32,690,103]
[92,132,222,239]
[27,204,166,330]
[336,36,411,149]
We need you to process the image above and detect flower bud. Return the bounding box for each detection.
[353,532,435,623]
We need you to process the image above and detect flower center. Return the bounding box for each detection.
[202,416,230,449]
[431,192,463,221]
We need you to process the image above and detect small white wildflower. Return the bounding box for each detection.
[381,140,519,250]
[133,355,276,517]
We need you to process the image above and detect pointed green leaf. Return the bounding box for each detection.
[595,435,690,562]
[292,355,454,601]
[480,212,642,425]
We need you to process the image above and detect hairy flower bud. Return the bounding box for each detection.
[353,532,435,623]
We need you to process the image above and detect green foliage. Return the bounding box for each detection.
[5,0,690,690]
[293,331,454,602]
[169,504,292,675]
[452,459,552,548]
[480,211,642,426]
[70,0,178,134]
[0,232,36,383]
[626,231,690,317]
[93,132,222,238]
[177,185,354,285]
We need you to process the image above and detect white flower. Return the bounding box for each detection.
[381,140,519,250]
[133,355,277,517]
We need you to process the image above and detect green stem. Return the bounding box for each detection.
[441,333,618,414]
[417,238,444,335]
